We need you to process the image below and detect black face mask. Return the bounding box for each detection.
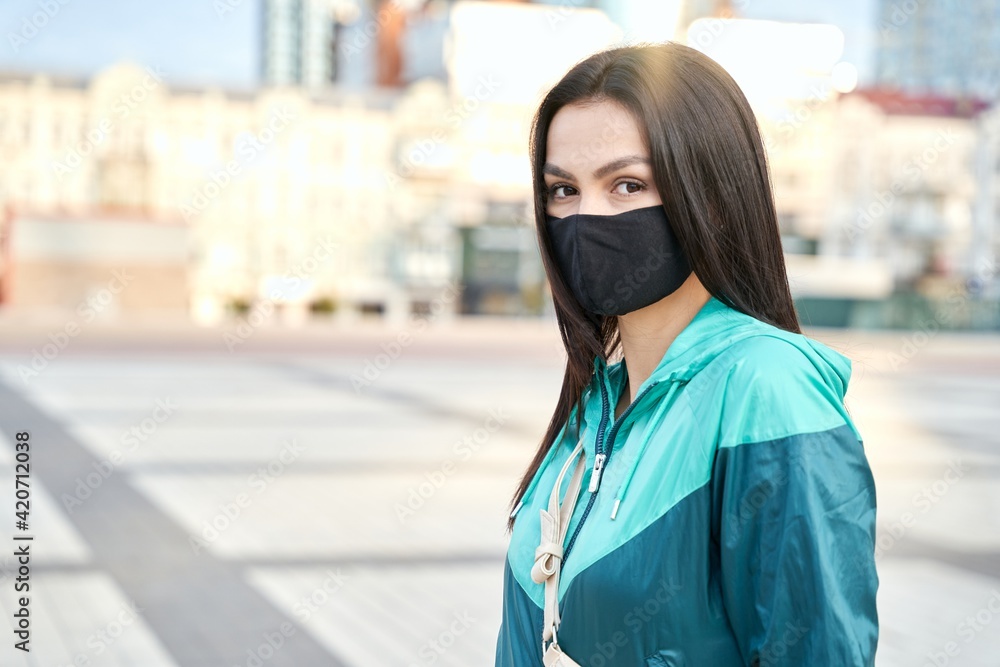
[544,204,692,316]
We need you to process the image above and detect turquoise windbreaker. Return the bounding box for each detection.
[495,295,879,666]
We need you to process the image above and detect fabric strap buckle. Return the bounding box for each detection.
[530,439,587,666]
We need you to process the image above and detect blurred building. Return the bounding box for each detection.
[440,0,621,314]
[826,90,990,281]
[683,17,888,324]
[262,0,333,88]
[393,79,542,315]
[974,104,1000,296]
[875,0,1000,100]
[682,14,998,327]
[9,4,993,329]
[1,213,190,317]
[0,0,627,324]
[761,87,1000,327]
[262,0,542,91]
[770,86,1000,326]
[261,0,638,92]
[261,0,403,88]
[0,63,423,324]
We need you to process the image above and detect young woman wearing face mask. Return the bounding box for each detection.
[494,43,879,667]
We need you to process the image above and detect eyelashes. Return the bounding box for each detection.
[545,179,648,200]
[546,183,576,199]
[614,180,646,195]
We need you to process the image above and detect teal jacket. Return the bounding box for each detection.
[495,296,879,666]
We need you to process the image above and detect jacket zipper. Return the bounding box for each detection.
[561,375,658,567]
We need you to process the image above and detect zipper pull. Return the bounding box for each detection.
[588,453,607,493]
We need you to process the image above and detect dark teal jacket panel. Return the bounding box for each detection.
[711,424,879,666]
[494,423,878,666]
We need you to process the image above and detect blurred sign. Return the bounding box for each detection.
[687,18,850,118]
[260,275,313,303]
[446,1,623,106]
[785,254,894,299]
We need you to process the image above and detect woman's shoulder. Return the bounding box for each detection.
[725,330,848,380]
[712,331,858,448]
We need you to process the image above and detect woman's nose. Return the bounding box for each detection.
[575,195,618,217]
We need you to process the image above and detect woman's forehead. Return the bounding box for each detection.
[546,100,647,169]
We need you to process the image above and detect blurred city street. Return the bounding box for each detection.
[0,316,997,666]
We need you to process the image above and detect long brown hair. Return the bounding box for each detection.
[505,42,801,532]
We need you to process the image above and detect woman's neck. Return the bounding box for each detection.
[615,273,711,412]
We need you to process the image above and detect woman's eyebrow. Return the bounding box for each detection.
[542,155,651,181]
[593,155,650,179]
[542,163,574,180]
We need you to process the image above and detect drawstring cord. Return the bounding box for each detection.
[610,380,684,520]
[511,376,685,525]
[530,438,586,653]
[510,403,582,520]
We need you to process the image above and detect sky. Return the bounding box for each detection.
[0,0,260,88]
[0,0,875,89]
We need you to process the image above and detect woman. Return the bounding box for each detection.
[494,42,879,666]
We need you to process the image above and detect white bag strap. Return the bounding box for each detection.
[530,439,586,663]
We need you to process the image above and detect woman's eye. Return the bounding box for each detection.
[613,180,645,196]
[548,184,577,199]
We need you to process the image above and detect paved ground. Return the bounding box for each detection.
[0,312,997,666]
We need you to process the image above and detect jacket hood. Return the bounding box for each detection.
[593,295,851,402]
[513,295,853,522]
